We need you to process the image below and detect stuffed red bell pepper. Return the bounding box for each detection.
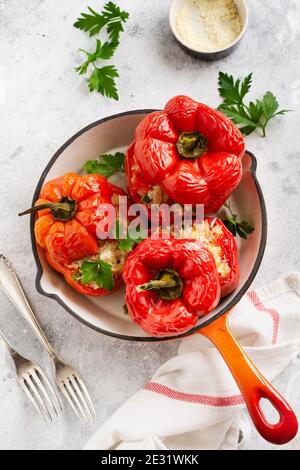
[123,239,221,337]
[126,95,245,213]
[19,173,127,296]
[180,217,240,297]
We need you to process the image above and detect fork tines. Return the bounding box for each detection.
[59,373,96,425]
[19,366,62,422]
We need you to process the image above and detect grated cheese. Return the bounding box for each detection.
[176,0,242,52]
[180,220,231,279]
[147,186,169,204]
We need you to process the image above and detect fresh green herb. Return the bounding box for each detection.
[75,39,119,99]
[74,2,129,100]
[142,195,152,204]
[74,1,129,43]
[114,220,144,252]
[118,237,142,252]
[87,65,119,99]
[218,72,291,136]
[222,202,254,240]
[84,152,125,178]
[75,39,118,75]
[73,259,114,291]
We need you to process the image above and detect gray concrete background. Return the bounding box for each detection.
[0,0,299,449]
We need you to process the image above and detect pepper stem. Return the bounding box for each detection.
[137,268,183,301]
[18,196,77,221]
[177,131,208,159]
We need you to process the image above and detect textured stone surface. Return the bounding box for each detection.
[0,0,299,450]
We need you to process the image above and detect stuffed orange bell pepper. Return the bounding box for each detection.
[126,95,245,213]
[123,239,221,337]
[19,173,127,296]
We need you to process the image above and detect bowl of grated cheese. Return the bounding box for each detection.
[169,0,248,60]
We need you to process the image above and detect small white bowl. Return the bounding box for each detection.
[169,0,249,60]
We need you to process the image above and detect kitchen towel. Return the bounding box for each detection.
[84,272,300,450]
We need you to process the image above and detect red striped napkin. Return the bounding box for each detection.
[84,273,300,450]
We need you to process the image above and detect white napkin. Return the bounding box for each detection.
[84,273,300,450]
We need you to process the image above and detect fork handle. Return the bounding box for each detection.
[0,255,56,359]
[0,330,18,357]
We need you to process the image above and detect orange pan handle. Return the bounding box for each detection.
[199,312,298,445]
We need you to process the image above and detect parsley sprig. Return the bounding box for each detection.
[114,220,144,252]
[73,259,114,291]
[222,202,254,240]
[84,152,125,178]
[75,39,118,75]
[218,72,290,136]
[74,1,129,43]
[74,2,129,100]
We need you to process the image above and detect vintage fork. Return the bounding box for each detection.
[0,329,61,421]
[0,254,97,425]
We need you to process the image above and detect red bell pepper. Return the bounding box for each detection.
[193,217,240,297]
[123,238,221,337]
[19,173,126,296]
[126,95,245,213]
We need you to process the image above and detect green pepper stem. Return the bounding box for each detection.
[18,197,77,221]
[139,278,177,290]
[18,203,58,216]
[177,131,208,159]
[137,268,183,301]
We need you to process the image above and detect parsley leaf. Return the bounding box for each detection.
[118,238,137,252]
[87,65,119,100]
[142,195,152,204]
[222,202,254,240]
[74,259,114,291]
[75,39,118,75]
[74,1,129,43]
[218,72,291,137]
[84,152,125,178]
[74,7,107,37]
[218,72,252,106]
[114,220,144,252]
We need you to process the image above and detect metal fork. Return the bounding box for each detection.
[0,329,61,422]
[0,254,97,425]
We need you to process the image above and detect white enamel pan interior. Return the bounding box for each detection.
[30,110,267,341]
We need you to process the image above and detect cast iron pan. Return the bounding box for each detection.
[28,110,298,445]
